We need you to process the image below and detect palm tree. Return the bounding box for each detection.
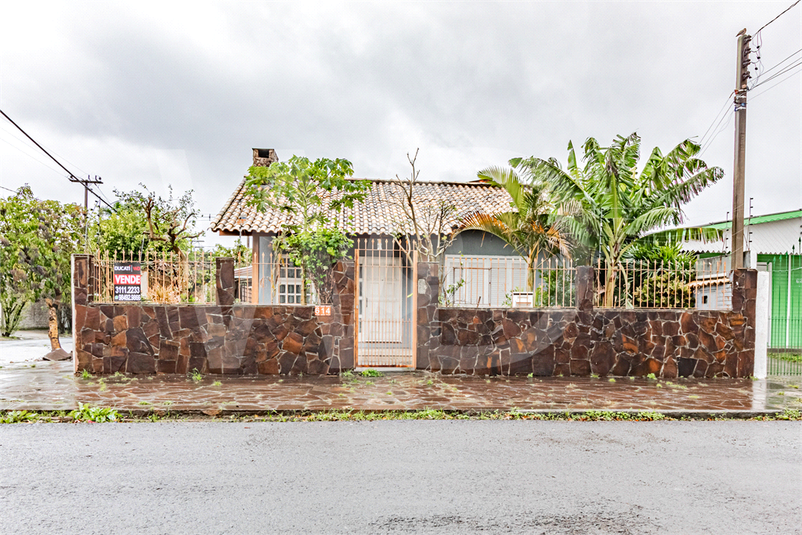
[462,166,570,306]
[515,133,723,307]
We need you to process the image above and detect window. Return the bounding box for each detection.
[278,265,303,304]
[444,255,528,307]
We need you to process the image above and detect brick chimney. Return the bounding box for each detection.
[252,148,278,167]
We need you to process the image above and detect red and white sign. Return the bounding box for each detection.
[113,274,142,285]
[314,305,332,316]
[114,262,142,301]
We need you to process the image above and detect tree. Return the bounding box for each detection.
[113,185,202,256]
[386,149,459,263]
[90,202,151,255]
[517,133,723,307]
[461,166,570,306]
[244,155,369,303]
[0,187,83,347]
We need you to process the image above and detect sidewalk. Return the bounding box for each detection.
[0,330,74,365]
[1,358,800,416]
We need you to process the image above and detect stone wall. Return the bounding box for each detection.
[72,252,757,378]
[71,255,355,375]
[418,268,757,378]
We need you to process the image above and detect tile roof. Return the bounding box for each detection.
[211,178,513,236]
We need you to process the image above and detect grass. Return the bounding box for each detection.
[190,369,203,382]
[360,369,383,377]
[770,353,802,363]
[2,407,801,423]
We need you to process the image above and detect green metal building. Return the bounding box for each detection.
[682,209,802,351]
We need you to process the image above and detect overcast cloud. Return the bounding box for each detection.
[1,1,799,247]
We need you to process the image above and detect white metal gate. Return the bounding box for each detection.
[355,238,416,368]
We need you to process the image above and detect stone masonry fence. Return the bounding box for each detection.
[72,255,756,378]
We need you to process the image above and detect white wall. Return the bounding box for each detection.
[753,271,770,379]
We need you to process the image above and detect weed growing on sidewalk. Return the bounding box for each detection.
[2,407,802,423]
[69,403,120,423]
[360,369,383,377]
[190,369,203,382]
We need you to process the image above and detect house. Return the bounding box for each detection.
[681,209,802,351]
[211,149,531,367]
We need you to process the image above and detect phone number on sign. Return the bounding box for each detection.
[114,294,141,301]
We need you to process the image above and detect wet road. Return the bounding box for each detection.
[1,421,800,534]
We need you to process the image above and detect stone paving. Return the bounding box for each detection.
[1,360,801,415]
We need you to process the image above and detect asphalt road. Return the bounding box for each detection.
[1,421,800,534]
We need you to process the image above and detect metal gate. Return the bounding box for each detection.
[355,238,416,368]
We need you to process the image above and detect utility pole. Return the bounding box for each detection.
[70,174,103,249]
[731,29,751,270]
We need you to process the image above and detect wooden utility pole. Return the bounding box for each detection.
[731,29,751,270]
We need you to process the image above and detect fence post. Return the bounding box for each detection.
[216,257,235,306]
[575,266,594,312]
[754,271,770,379]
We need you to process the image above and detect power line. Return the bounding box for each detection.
[0,122,91,178]
[699,91,735,149]
[760,48,802,77]
[0,134,66,177]
[753,58,802,88]
[700,111,734,158]
[750,65,802,100]
[0,108,114,211]
[755,0,800,35]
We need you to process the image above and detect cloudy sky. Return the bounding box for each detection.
[1,1,800,247]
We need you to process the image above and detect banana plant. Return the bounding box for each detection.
[515,133,723,307]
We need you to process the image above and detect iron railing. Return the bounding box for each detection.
[442,255,576,308]
[592,257,730,310]
[92,250,217,304]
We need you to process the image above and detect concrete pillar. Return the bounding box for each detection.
[753,271,770,379]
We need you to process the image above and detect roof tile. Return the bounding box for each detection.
[211,179,513,236]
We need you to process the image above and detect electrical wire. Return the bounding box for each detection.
[759,48,802,78]
[699,91,735,149]
[0,108,115,211]
[699,111,734,158]
[753,58,802,88]
[0,135,67,177]
[755,0,800,35]
[750,65,802,100]
[0,122,91,179]
[749,31,765,89]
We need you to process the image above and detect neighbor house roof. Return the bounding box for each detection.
[211,178,513,236]
[678,209,802,255]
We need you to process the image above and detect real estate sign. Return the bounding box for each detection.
[113,262,142,301]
